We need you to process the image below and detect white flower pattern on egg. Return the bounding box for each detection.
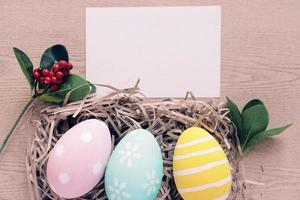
[118,142,141,168]
[142,170,160,196]
[108,178,131,200]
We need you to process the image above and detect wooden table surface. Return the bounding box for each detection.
[0,1,299,200]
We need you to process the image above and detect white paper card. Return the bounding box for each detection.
[86,6,221,97]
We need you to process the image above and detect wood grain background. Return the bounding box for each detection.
[0,1,299,199]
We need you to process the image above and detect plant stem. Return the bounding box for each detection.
[0,98,35,154]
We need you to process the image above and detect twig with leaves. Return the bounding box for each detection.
[0,45,96,153]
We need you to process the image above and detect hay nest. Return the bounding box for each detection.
[26,84,241,200]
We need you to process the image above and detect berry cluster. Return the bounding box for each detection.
[33,60,73,91]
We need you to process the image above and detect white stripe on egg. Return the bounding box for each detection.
[173,159,228,176]
[178,175,232,193]
[173,146,222,160]
[175,136,214,148]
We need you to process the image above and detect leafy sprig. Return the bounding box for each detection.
[227,97,292,153]
[0,45,96,153]
[14,44,96,103]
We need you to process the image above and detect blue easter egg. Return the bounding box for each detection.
[105,129,163,200]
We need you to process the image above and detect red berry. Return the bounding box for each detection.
[62,69,70,76]
[33,68,40,73]
[50,84,58,91]
[39,77,45,84]
[33,71,40,79]
[51,76,57,84]
[53,64,59,73]
[56,71,64,78]
[57,77,63,84]
[67,63,73,70]
[58,60,68,68]
[44,76,51,84]
[42,69,49,77]
[49,71,55,78]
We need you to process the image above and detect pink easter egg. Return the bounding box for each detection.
[46,119,112,198]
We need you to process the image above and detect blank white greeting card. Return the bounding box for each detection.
[86,6,221,97]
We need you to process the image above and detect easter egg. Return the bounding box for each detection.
[46,119,112,198]
[105,129,163,200]
[173,127,232,200]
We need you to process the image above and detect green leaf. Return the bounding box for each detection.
[62,80,96,103]
[40,44,68,70]
[37,94,64,104]
[39,74,96,104]
[241,104,269,147]
[226,97,243,136]
[13,47,35,90]
[242,99,264,112]
[243,124,292,152]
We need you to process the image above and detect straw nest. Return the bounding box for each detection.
[26,84,241,200]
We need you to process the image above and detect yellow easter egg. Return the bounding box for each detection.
[173,127,232,200]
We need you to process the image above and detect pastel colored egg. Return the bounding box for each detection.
[47,119,112,198]
[173,127,232,200]
[105,129,163,200]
